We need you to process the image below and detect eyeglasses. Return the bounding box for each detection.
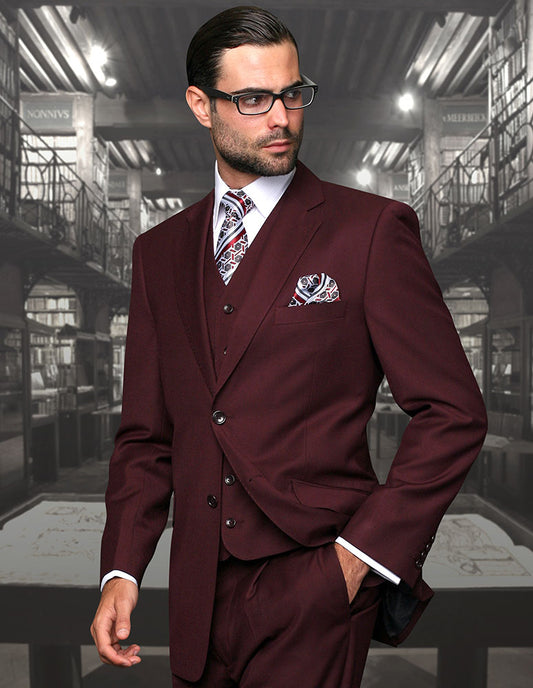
[200,75,318,116]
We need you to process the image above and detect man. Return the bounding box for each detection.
[91,6,487,687]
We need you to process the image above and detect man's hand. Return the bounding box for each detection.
[334,542,370,603]
[90,577,141,667]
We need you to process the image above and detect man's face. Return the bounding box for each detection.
[209,41,304,188]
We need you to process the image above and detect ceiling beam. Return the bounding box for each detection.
[5,1,507,16]
[142,169,210,199]
[142,166,367,202]
[94,94,422,143]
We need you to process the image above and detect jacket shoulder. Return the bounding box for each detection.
[320,178,414,219]
[134,191,214,251]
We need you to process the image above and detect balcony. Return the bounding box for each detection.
[0,95,135,295]
[413,77,533,290]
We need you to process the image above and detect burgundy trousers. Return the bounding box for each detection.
[172,543,382,688]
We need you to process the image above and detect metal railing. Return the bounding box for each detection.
[0,93,135,285]
[413,77,533,260]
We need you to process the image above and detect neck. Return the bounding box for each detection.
[216,158,260,190]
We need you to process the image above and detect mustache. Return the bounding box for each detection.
[258,128,300,146]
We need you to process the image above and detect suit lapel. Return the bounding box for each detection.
[172,192,216,394]
[215,163,325,393]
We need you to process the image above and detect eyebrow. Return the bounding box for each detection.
[231,79,304,95]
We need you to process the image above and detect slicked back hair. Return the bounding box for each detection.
[186,5,299,89]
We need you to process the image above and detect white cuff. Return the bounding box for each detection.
[335,536,401,585]
[100,569,139,592]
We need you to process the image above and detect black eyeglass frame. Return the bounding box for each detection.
[199,75,318,115]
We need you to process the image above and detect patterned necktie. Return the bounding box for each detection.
[215,190,254,284]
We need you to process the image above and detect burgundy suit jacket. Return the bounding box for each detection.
[101,162,487,681]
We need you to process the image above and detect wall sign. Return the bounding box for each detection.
[108,171,129,199]
[21,96,74,132]
[442,103,487,136]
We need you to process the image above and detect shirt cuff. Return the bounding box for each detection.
[335,536,401,585]
[100,569,139,592]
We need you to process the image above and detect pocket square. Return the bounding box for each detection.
[289,273,340,307]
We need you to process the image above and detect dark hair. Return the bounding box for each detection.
[186,5,298,88]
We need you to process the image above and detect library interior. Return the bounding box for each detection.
[0,1,532,687]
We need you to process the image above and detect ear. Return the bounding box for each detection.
[186,86,213,129]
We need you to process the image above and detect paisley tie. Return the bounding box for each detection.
[215,190,254,284]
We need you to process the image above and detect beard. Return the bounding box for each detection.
[210,112,303,177]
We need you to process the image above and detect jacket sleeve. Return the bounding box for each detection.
[100,235,174,586]
[338,200,487,590]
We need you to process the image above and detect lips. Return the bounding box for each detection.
[264,139,292,151]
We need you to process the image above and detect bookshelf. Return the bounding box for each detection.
[0,11,19,215]
[27,283,113,466]
[490,1,529,214]
[27,317,59,481]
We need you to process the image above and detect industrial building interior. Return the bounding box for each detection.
[0,0,532,686]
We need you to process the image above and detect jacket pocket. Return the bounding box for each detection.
[274,300,346,325]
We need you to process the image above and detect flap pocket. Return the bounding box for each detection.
[291,478,372,516]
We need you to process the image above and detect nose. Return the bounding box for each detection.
[267,96,289,128]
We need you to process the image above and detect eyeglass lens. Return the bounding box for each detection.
[238,85,315,114]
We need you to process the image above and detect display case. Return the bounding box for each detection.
[28,318,59,482]
[110,312,128,403]
[489,324,522,421]
[0,323,26,509]
[56,325,112,466]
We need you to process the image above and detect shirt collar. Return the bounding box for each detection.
[213,161,296,225]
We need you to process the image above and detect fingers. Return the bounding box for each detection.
[100,640,141,667]
[90,579,140,667]
[115,598,133,641]
[91,615,141,666]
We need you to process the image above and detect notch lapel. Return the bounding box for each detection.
[215,163,325,393]
[171,192,216,394]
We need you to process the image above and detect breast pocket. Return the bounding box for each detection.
[274,301,346,325]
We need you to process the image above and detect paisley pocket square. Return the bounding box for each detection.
[289,273,340,307]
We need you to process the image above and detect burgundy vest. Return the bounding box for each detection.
[204,223,299,560]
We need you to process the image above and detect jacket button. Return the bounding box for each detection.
[223,303,234,314]
[415,558,423,569]
[207,495,218,508]
[212,410,226,425]
[225,518,237,529]
[224,474,236,486]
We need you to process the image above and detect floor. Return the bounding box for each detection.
[1,429,532,686]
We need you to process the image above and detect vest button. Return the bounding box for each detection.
[225,518,237,529]
[224,474,236,486]
[207,495,218,508]
[212,410,226,425]
[223,303,234,314]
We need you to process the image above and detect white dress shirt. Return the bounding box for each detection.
[212,162,295,249]
[101,163,400,590]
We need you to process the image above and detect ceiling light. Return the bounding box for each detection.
[398,93,415,112]
[105,76,118,88]
[155,167,163,176]
[356,169,372,187]
[69,7,86,24]
[89,45,108,69]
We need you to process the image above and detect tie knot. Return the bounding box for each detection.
[222,190,253,220]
